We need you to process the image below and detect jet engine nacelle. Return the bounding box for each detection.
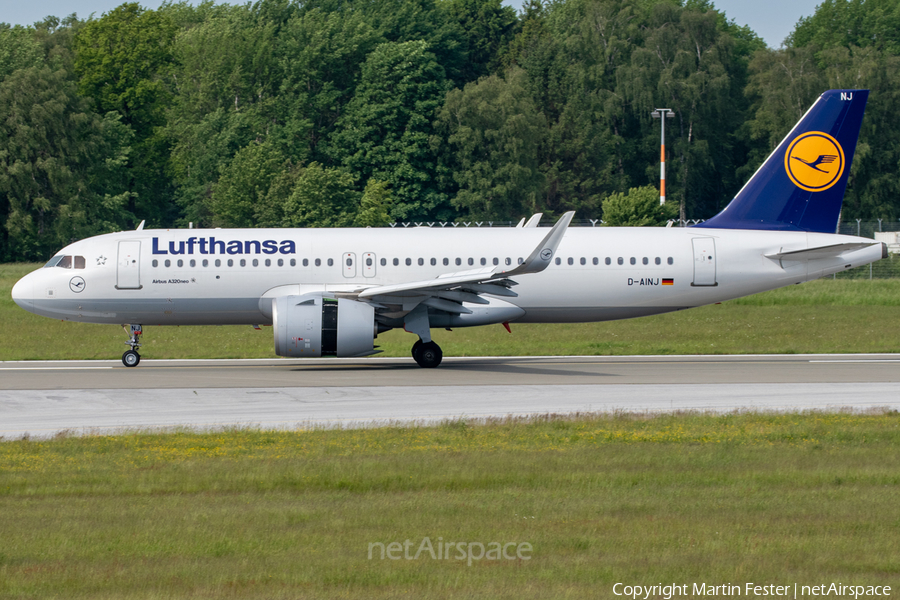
[272,294,377,358]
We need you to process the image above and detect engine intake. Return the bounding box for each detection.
[272,294,377,357]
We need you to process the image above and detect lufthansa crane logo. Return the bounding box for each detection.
[784,131,845,192]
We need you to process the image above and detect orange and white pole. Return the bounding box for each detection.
[660,118,666,205]
[652,108,673,205]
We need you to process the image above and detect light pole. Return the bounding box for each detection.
[651,108,674,206]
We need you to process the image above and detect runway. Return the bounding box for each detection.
[2,354,899,438]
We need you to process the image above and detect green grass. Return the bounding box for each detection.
[1,412,899,598]
[4,262,900,360]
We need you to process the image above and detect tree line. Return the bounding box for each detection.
[1,0,899,261]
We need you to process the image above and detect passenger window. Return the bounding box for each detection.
[668,257,674,265]
[430,258,436,266]
[518,257,524,264]
[152,259,158,268]
[239,259,246,267]
[655,257,661,265]
[203,259,209,267]
[493,258,499,266]
[327,258,334,267]
[456,258,462,266]
[252,259,258,267]
[480,258,486,266]
[468,258,474,266]
[555,258,561,265]
[290,259,296,267]
[568,257,574,266]
[580,257,586,265]
[443,258,449,266]
[593,257,599,265]
[406,258,412,266]
[367,258,373,266]
[178,259,184,267]
[215,259,221,267]
[346,258,353,266]
[302,259,308,267]
[227,259,234,267]
[190,259,196,267]
[316,258,322,267]
[278,259,284,267]
[642,257,648,265]
[74,256,86,269]
[505,258,511,265]
[617,257,623,265]
[630,257,636,265]
[165,259,171,267]
[418,258,424,266]
[265,259,271,267]
[380,258,386,266]
[605,257,611,265]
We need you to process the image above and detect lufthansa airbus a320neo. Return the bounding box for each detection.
[12,90,885,368]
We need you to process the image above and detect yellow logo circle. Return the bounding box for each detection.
[784,131,845,192]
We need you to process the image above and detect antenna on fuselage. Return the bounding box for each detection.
[135,220,145,231]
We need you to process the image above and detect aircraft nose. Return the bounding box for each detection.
[11,274,33,310]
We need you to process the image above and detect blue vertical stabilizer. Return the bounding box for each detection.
[695,89,868,234]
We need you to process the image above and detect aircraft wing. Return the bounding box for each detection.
[355,212,574,314]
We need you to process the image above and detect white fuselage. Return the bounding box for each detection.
[12,226,883,327]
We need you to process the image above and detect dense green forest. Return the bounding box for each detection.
[1,0,899,261]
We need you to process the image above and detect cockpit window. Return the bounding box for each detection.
[42,255,85,269]
[43,256,64,268]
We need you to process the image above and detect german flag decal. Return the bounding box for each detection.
[662,278,674,285]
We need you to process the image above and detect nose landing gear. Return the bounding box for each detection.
[122,324,142,367]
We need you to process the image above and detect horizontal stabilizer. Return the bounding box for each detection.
[765,242,877,261]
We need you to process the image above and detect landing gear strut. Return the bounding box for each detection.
[412,340,442,368]
[405,304,442,368]
[122,324,142,367]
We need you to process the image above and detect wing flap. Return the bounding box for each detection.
[422,297,473,314]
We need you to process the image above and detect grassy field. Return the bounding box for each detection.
[4,262,900,360]
[1,412,899,599]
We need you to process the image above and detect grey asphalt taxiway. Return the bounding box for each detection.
[2,354,899,438]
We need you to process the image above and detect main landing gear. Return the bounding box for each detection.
[412,339,442,368]
[122,324,142,367]
[404,304,442,368]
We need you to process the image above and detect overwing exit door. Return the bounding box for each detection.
[342,252,356,278]
[363,253,376,277]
